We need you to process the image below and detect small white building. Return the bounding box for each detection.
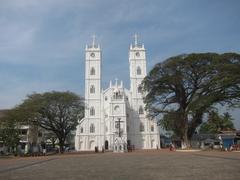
[75,35,160,152]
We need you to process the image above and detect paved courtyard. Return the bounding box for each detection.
[0,150,240,180]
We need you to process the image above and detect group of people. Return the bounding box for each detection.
[94,144,136,153]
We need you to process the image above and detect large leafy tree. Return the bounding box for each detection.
[142,53,240,148]
[200,111,235,133]
[13,91,84,153]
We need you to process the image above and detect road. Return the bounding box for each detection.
[0,150,239,180]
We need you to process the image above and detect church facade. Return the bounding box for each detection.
[75,36,160,152]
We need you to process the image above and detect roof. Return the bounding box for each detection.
[192,134,217,141]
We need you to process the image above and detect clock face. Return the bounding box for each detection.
[90,52,95,57]
[135,52,140,57]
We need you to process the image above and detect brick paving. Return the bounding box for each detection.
[0,150,240,180]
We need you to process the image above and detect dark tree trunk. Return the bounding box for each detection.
[58,138,65,154]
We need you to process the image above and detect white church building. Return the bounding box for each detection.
[75,35,160,152]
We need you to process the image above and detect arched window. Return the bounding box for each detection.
[114,105,120,111]
[151,125,154,132]
[80,127,84,133]
[138,86,142,93]
[90,67,95,75]
[90,107,95,116]
[137,66,141,75]
[90,124,95,133]
[139,106,144,114]
[140,122,145,132]
[90,85,95,94]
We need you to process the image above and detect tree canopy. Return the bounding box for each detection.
[199,111,235,134]
[11,91,84,153]
[142,53,240,148]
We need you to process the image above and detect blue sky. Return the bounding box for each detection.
[0,0,240,126]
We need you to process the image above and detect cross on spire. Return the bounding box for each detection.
[134,33,138,46]
[92,34,96,47]
[115,78,118,86]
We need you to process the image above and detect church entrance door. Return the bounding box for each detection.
[79,141,83,150]
[151,140,155,149]
[89,140,95,150]
[105,140,109,150]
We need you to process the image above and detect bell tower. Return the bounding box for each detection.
[129,34,146,106]
[85,35,101,134]
[129,34,148,148]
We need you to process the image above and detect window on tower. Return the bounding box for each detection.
[90,107,95,116]
[90,67,95,75]
[90,124,95,133]
[151,125,154,132]
[137,66,141,75]
[80,127,84,133]
[140,122,145,132]
[138,86,142,94]
[90,85,95,94]
[139,106,144,114]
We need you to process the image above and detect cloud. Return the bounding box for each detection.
[0,0,239,127]
[0,70,82,109]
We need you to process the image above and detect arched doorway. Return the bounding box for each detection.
[89,140,95,150]
[105,140,109,150]
[79,141,83,150]
[151,140,155,149]
[141,139,145,149]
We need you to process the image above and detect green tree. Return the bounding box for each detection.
[200,111,235,133]
[13,91,84,153]
[159,111,183,138]
[0,110,21,154]
[142,53,240,148]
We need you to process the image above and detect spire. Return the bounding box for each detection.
[92,34,96,47]
[115,78,118,86]
[110,80,112,88]
[130,33,144,49]
[134,33,138,46]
